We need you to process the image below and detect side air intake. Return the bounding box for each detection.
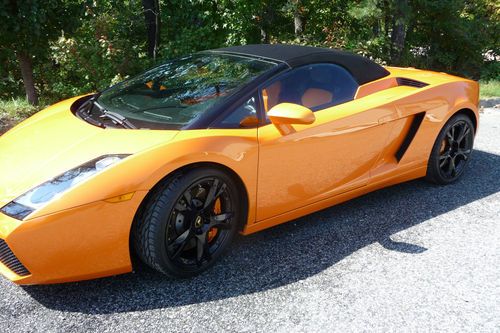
[395,112,426,162]
[397,77,429,88]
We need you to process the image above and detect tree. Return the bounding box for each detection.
[142,0,161,60]
[0,0,497,105]
[0,0,85,105]
[390,0,409,64]
[291,0,305,38]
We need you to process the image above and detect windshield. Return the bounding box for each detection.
[97,53,277,129]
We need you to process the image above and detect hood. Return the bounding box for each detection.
[0,97,178,207]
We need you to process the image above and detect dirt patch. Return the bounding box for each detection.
[0,117,16,136]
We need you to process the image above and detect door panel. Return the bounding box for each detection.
[256,101,397,221]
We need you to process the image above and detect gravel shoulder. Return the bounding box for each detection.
[1,109,499,333]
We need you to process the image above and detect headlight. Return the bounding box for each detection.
[1,155,129,220]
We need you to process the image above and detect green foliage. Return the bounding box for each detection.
[0,0,85,51]
[0,98,43,134]
[42,1,150,100]
[0,0,498,105]
[0,0,88,104]
[0,98,42,118]
[0,49,23,99]
[402,0,494,78]
[479,80,500,99]
[160,0,228,55]
[481,61,500,81]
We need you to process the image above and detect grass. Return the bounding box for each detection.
[0,98,43,134]
[480,80,500,99]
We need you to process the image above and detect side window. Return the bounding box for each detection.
[261,64,359,112]
[219,95,259,128]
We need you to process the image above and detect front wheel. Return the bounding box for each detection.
[133,168,241,278]
[426,113,475,185]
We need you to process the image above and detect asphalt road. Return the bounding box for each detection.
[1,109,499,333]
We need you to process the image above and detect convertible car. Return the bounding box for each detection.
[0,44,478,284]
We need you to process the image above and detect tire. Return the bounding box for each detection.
[426,113,475,185]
[133,167,241,278]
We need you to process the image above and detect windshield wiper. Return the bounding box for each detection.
[99,110,137,129]
[92,99,137,129]
[75,96,105,128]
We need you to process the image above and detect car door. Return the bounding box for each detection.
[256,63,396,221]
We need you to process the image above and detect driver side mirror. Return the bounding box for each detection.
[267,103,315,125]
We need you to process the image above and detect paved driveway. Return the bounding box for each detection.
[1,109,499,332]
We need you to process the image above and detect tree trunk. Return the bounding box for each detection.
[383,0,390,36]
[390,0,408,65]
[294,16,304,37]
[292,0,304,38]
[259,1,275,44]
[260,28,270,44]
[142,0,160,60]
[16,52,38,106]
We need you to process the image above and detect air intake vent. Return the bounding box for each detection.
[0,239,30,276]
[397,77,429,88]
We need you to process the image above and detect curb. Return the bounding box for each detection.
[480,98,500,108]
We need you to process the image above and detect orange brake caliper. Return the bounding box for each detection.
[207,198,221,242]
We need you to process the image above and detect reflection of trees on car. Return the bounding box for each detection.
[95,54,277,129]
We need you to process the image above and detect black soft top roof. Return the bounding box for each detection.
[210,44,390,85]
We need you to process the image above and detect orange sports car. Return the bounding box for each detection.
[0,45,479,284]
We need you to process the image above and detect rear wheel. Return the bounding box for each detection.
[426,113,475,184]
[133,168,240,278]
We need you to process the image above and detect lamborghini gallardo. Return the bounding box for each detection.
[0,44,479,284]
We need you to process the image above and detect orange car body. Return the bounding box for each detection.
[0,55,478,284]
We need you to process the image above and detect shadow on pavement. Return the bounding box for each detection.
[23,149,500,314]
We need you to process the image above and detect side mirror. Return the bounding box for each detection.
[267,103,315,125]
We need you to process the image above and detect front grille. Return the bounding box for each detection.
[397,77,429,88]
[0,239,30,276]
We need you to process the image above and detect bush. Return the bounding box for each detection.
[481,61,500,81]
[480,80,500,99]
[0,98,43,134]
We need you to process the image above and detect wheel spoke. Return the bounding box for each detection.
[457,125,470,144]
[212,212,234,222]
[439,152,450,160]
[215,184,227,201]
[203,179,227,210]
[446,131,454,144]
[209,212,234,230]
[203,235,211,260]
[457,149,471,160]
[168,229,193,259]
[439,156,449,168]
[450,125,456,140]
[455,123,464,141]
[448,157,457,177]
[174,202,187,211]
[192,198,204,208]
[183,190,193,210]
[456,148,471,160]
[195,233,210,266]
[458,148,471,155]
[203,178,219,209]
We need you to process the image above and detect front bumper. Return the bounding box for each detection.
[0,191,148,285]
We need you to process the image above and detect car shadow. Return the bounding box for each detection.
[22,149,500,314]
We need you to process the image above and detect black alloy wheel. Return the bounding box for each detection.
[167,177,233,266]
[426,113,475,184]
[133,168,241,277]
